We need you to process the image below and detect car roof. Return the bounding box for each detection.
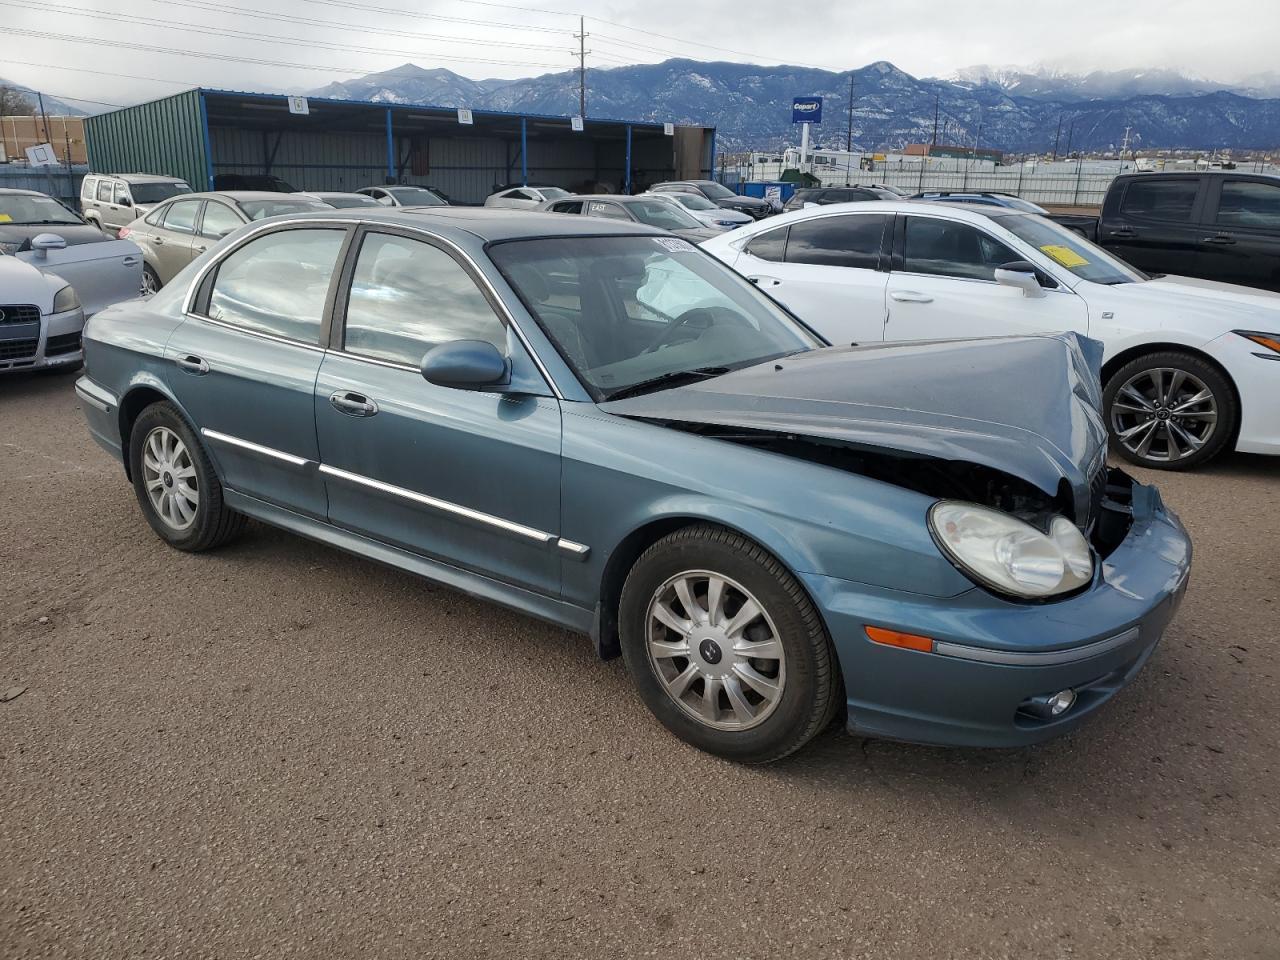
[1116,170,1280,182]
[173,191,318,202]
[0,188,43,197]
[277,206,662,243]
[729,199,1031,229]
[100,173,188,183]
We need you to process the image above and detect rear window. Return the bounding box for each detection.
[1120,179,1198,222]
[1215,180,1280,231]
[744,227,787,262]
[785,214,889,269]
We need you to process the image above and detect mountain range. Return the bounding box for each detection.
[309,60,1280,154]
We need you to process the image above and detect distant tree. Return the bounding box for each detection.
[0,86,37,116]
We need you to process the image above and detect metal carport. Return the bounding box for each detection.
[84,88,716,203]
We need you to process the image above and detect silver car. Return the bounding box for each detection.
[355,185,448,208]
[485,185,572,209]
[641,191,753,231]
[80,173,192,237]
[540,195,720,242]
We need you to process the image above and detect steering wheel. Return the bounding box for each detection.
[641,307,720,354]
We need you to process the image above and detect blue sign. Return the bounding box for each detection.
[792,97,823,124]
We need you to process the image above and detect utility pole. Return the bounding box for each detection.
[573,16,589,119]
[1064,118,1075,158]
[931,92,939,147]
[1052,114,1062,161]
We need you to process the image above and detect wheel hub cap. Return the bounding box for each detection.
[1110,367,1217,463]
[142,426,199,531]
[645,570,786,731]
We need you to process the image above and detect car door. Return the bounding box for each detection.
[147,199,202,282]
[94,180,122,232]
[1199,177,1280,290]
[165,223,353,518]
[193,199,245,260]
[733,213,892,345]
[884,214,1087,342]
[314,227,563,597]
[111,182,139,232]
[1103,177,1206,277]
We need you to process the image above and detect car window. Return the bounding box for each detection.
[0,192,82,225]
[1215,180,1280,230]
[162,200,202,235]
[1120,179,1198,222]
[506,189,536,201]
[236,198,331,220]
[624,199,702,231]
[550,200,584,214]
[206,228,345,343]
[200,201,242,239]
[144,203,169,226]
[97,181,114,203]
[114,184,133,206]
[81,177,96,201]
[586,201,632,221]
[786,214,889,269]
[130,182,192,204]
[991,214,1145,285]
[343,233,506,365]
[744,226,787,262]
[902,217,1019,281]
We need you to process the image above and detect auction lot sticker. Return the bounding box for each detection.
[654,237,695,253]
[1040,244,1089,268]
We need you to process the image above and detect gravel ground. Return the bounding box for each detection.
[2,371,1278,960]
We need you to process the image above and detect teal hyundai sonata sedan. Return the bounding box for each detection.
[75,207,1191,762]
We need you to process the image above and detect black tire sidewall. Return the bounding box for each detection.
[142,264,161,294]
[619,526,836,763]
[1103,352,1237,470]
[128,403,224,550]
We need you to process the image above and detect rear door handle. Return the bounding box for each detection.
[153,236,165,245]
[890,290,933,303]
[329,391,379,417]
[176,354,208,375]
[1202,235,1236,244]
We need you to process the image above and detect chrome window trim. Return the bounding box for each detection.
[187,312,328,352]
[201,428,312,467]
[319,463,555,544]
[934,626,1141,666]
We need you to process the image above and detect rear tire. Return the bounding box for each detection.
[1103,350,1236,470]
[141,264,161,297]
[619,524,840,763]
[128,402,245,551]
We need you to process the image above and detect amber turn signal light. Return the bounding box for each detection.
[864,625,934,653]
[1237,330,1280,354]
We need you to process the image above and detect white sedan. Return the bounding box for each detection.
[484,185,572,210]
[701,201,1280,470]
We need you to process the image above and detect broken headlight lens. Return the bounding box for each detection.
[929,501,1094,599]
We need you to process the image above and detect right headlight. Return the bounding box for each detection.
[929,501,1093,599]
[52,284,80,314]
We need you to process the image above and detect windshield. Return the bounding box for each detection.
[670,194,717,211]
[389,187,446,206]
[238,198,333,220]
[490,235,821,400]
[320,194,380,208]
[698,182,736,200]
[539,187,571,200]
[624,198,703,230]
[130,182,192,204]
[992,214,1147,285]
[0,193,81,225]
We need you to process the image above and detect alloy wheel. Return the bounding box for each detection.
[141,426,199,531]
[140,269,159,297]
[1110,367,1218,464]
[645,570,786,731]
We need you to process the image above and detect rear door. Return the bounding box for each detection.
[734,212,891,344]
[166,223,353,518]
[1199,177,1280,290]
[314,227,563,596]
[1103,176,1206,276]
[148,199,203,282]
[884,214,1087,342]
[192,199,245,261]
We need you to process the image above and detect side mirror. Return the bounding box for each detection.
[120,197,133,208]
[30,233,67,258]
[994,260,1045,298]
[421,339,509,389]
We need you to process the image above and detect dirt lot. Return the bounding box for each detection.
[2,371,1278,960]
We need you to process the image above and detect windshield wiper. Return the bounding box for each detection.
[602,366,730,402]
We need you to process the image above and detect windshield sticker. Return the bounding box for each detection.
[1040,244,1089,268]
[0,215,10,222]
[654,237,695,253]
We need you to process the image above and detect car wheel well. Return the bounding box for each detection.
[117,386,170,479]
[1101,343,1241,443]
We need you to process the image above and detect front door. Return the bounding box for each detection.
[1104,177,1207,278]
[148,199,203,283]
[314,228,563,597]
[732,212,892,345]
[166,224,352,518]
[884,215,1088,342]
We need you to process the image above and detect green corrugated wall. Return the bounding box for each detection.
[84,90,209,191]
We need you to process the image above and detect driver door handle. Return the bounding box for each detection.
[175,354,208,375]
[890,290,933,303]
[330,391,379,417]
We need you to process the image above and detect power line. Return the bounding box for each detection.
[298,0,568,35]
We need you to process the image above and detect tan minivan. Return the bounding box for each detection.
[80,173,192,237]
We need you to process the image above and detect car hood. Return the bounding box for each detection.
[0,255,60,311]
[674,226,722,242]
[1083,274,1280,333]
[718,195,770,210]
[600,332,1109,521]
[0,222,109,247]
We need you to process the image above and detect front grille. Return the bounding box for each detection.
[0,304,40,325]
[45,332,82,356]
[0,338,38,361]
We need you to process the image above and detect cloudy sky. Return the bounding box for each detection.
[4,0,1279,109]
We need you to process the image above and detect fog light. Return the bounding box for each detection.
[1047,689,1077,716]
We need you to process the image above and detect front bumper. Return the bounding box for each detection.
[1202,331,1280,455]
[805,475,1192,747]
[0,306,86,374]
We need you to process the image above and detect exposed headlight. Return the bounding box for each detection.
[1235,330,1280,355]
[52,285,80,314]
[929,501,1093,599]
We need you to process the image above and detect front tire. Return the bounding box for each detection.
[619,524,840,763]
[128,402,245,551]
[1104,351,1236,470]
[141,264,161,297]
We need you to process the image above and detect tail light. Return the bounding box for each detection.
[117,226,131,239]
